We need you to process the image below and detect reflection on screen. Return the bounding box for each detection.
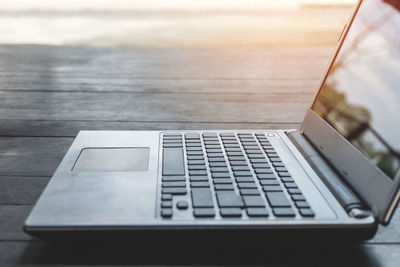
[313,0,400,179]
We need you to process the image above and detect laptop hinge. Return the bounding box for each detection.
[286,130,373,219]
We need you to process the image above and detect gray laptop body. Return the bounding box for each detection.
[24,0,400,239]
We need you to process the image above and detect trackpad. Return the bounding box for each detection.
[73,148,150,172]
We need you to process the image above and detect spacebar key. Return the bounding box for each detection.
[163,148,185,176]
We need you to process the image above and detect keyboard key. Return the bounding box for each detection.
[202,132,217,137]
[186,147,202,151]
[185,140,201,144]
[162,176,186,182]
[288,188,302,194]
[163,144,183,148]
[275,167,288,172]
[220,208,242,217]
[240,189,261,195]
[206,149,223,153]
[185,133,200,139]
[188,165,206,170]
[188,160,206,165]
[215,184,235,191]
[246,150,263,154]
[220,133,235,137]
[208,153,224,158]
[273,207,296,217]
[223,144,240,148]
[247,208,269,217]
[247,154,265,159]
[204,141,220,145]
[259,180,280,186]
[163,137,182,141]
[194,208,215,217]
[252,163,271,169]
[299,208,315,217]
[190,176,209,182]
[229,156,246,161]
[265,192,291,207]
[161,194,172,201]
[237,182,257,189]
[161,201,173,208]
[243,195,265,207]
[254,169,273,174]
[161,209,173,218]
[281,177,294,183]
[187,151,203,156]
[213,178,233,184]
[208,157,226,162]
[164,133,181,136]
[163,148,185,176]
[241,142,257,146]
[191,181,210,187]
[212,173,231,178]
[191,188,214,208]
[235,176,255,182]
[189,170,207,176]
[231,166,250,171]
[230,161,248,166]
[205,145,221,149]
[284,182,298,188]
[278,171,291,177]
[262,185,283,192]
[210,167,229,173]
[162,188,187,195]
[162,182,186,188]
[233,171,252,177]
[273,162,285,167]
[163,139,183,143]
[209,162,227,167]
[216,191,244,208]
[291,194,306,201]
[185,143,201,147]
[295,201,310,208]
[250,159,268,164]
[187,156,204,160]
[270,158,282,162]
[176,200,189,210]
[257,174,277,180]
[225,147,242,152]
[227,152,244,157]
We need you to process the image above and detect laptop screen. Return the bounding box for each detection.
[312,0,400,179]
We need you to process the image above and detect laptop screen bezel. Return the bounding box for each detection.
[300,0,400,225]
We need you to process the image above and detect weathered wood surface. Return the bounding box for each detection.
[0,45,399,266]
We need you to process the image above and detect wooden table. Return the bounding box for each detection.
[0,45,399,266]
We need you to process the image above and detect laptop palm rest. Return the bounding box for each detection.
[73,147,150,172]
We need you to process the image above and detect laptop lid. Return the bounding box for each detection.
[300,0,400,225]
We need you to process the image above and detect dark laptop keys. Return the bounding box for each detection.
[191,188,214,208]
[162,148,185,176]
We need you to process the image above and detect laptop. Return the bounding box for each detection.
[24,0,400,239]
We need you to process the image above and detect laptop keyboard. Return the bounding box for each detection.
[160,132,315,219]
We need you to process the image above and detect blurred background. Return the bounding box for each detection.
[0,0,356,47]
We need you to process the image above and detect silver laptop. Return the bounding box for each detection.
[24,0,400,239]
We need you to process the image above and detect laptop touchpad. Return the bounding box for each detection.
[73,148,150,172]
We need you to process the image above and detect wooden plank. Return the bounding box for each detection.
[0,79,320,94]
[0,176,49,205]
[0,45,333,81]
[0,120,300,137]
[0,137,73,177]
[0,91,312,123]
[0,240,398,266]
